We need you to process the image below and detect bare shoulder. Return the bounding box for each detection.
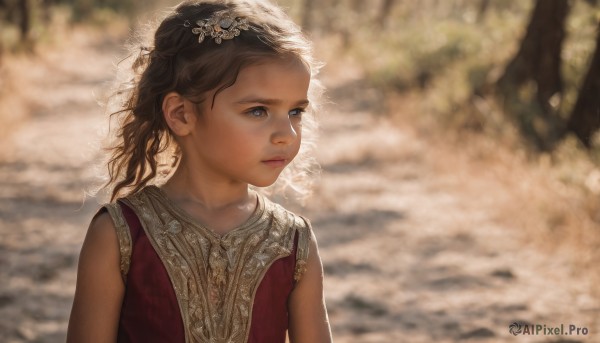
[77,210,121,268]
[86,211,119,244]
[67,210,124,343]
[77,209,122,284]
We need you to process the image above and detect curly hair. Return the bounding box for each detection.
[102,0,322,202]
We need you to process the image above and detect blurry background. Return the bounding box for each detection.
[1,0,599,342]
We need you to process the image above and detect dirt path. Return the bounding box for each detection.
[0,30,122,342]
[305,77,599,341]
[0,30,598,343]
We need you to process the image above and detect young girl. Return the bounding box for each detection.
[66,1,332,342]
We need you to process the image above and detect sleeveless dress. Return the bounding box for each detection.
[101,186,312,343]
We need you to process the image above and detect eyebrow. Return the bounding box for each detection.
[235,97,310,107]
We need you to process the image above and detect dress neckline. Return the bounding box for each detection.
[145,185,266,240]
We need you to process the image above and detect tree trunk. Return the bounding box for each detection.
[497,0,570,115]
[19,0,30,42]
[42,0,54,24]
[377,0,396,28]
[495,0,570,150]
[567,21,600,147]
[477,0,491,23]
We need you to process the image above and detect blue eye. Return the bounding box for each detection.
[289,108,306,117]
[247,107,267,117]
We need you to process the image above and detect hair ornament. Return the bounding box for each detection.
[184,11,250,44]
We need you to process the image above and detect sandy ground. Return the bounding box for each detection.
[0,29,598,343]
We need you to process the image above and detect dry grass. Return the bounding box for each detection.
[387,90,600,284]
[319,0,600,302]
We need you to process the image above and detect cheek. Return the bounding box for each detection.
[209,121,262,154]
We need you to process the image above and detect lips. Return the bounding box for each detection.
[262,156,288,168]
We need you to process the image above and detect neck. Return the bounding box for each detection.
[161,158,251,211]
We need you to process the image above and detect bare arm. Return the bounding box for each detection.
[288,230,333,343]
[67,211,125,343]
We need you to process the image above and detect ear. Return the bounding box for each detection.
[163,92,195,136]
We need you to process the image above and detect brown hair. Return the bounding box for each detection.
[104,0,322,201]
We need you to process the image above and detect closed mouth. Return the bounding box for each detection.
[262,157,288,167]
[262,155,288,162]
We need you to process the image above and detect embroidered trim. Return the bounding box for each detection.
[294,216,312,282]
[119,186,307,343]
[103,202,132,282]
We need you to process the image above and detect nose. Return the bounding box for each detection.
[270,115,298,145]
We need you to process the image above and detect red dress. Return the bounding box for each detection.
[101,186,311,343]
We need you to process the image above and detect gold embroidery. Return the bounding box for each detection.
[104,202,132,282]
[118,186,310,343]
[294,216,312,282]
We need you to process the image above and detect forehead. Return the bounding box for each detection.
[219,58,311,101]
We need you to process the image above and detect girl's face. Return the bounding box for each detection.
[184,57,311,187]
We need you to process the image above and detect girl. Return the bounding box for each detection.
[66,1,332,342]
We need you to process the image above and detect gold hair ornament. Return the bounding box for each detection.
[184,11,250,44]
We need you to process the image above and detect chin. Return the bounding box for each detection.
[250,177,279,188]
